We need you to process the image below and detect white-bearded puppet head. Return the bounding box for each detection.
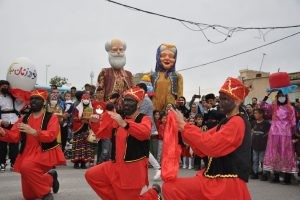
[105,39,127,69]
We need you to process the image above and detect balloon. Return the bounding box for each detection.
[6,57,37,91]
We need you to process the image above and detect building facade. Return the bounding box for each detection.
[239,69,300,104]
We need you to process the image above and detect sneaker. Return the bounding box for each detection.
[42,192,54,200]
[188,165,193,170]
[153,169,161,181]
[48,170,59,193]
[0,164,5,173]
[182,165,187,169]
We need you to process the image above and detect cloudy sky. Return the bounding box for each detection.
[1,0,300,100]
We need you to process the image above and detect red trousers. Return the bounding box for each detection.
[162,171,251,200]
[85,162,158,200]
[19,159,53,200]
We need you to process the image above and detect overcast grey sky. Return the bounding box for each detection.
[1,0,300,100]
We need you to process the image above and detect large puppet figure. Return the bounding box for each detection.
[150,44,183,111]
[97,39,134,101]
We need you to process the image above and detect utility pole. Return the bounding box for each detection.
[259,53,266,72]
[46,65,51,85]
[90,71,94,85]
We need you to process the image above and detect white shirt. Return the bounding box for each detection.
[0,94,24,124]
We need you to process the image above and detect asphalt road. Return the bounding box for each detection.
[0,163,299,200]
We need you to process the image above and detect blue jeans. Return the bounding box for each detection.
[97,139,112,164]
[252,150,265,174]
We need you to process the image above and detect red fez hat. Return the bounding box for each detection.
[82,93,91,100]
[124,86,145,103]
[31,89,48,101]
[219,77,249,101]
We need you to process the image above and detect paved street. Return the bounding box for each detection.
[1,163,299,200]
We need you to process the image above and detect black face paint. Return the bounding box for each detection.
[219,93,236,115]
[30,97,44,112]
[123,97,137,116]
[1,87,9,95]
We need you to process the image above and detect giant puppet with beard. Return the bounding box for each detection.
[150,44,183,111]
[97,39,134,101]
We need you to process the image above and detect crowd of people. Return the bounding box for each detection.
[0,38,299,199]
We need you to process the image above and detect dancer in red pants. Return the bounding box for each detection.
[163,77,252,200]
[0,89,66,200]
[85,86,161,200]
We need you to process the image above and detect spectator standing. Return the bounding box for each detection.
[71,93,96,169]
[136,83,161,181]
[250,108,271,180]
[246,104,255,126]
[70,86,78,103]
[157,111,167,164]
[261,91,297,184]
[0,80,23,172]
[92,87,109,164]
[193,114,207,170]
[175,96,190,119]
[62,92,74,149]
[203,93,226,130]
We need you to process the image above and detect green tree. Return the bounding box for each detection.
[49,76,68,87]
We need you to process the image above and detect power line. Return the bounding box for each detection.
[177,31,300,72]
[106,0,300,30]
[106,0,300,44]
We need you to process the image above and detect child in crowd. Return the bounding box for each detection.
[193,114,207,170]
[92,87,109,165]
[63,92,74,143]
[181,118,195,170]
[153,110,161,131]
[251,108,271,180]
[157,111,167,163]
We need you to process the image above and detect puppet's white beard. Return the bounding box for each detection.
[109,53,126,69]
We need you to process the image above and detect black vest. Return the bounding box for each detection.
[20,112,59,154]
[203,114,251,182]
[111,113,150,162]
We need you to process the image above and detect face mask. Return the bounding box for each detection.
[1,88,9,95]
[30,97,44,112]
[50,100,57,106]
[82,99,90,105]
[123,98,137,116]
[278,96,286,103]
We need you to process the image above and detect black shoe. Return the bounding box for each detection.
[74,163,80,169]
[250,173,259,179]
[271,175,280,183]
[80,162,87,169]
[48,170,59,194]
[42,192,54,200]
[283,173,291,185]
[260,174,268,181]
